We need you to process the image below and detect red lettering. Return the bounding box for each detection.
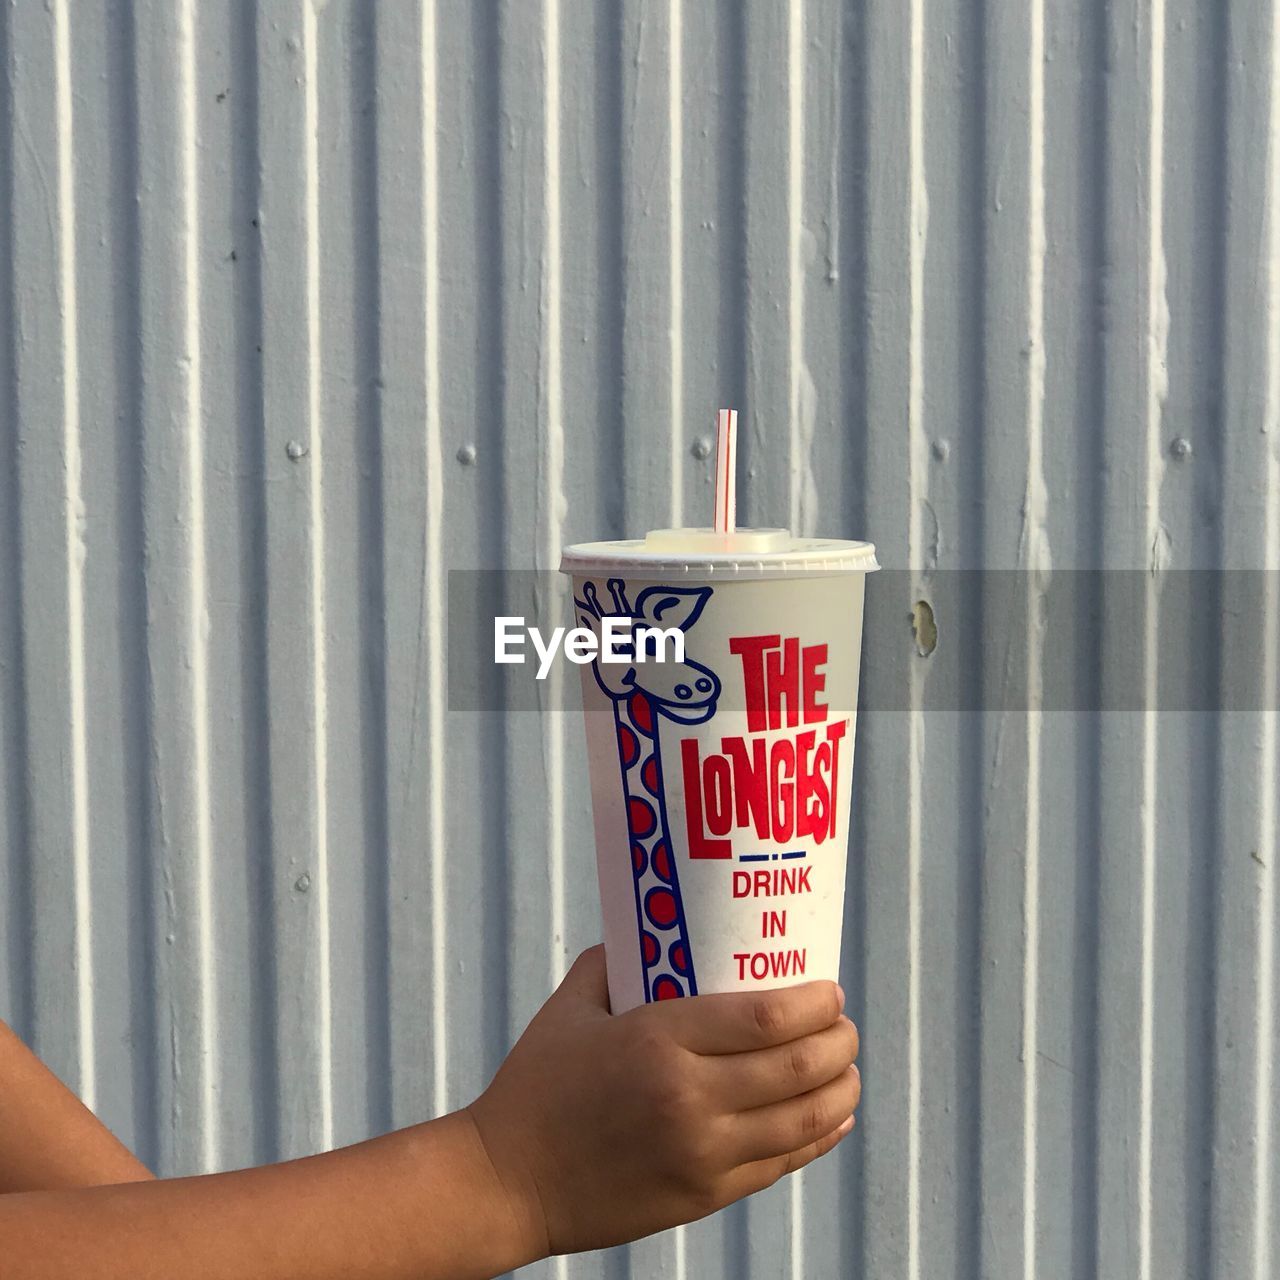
[765,636,801,730]
[825,719,847,840]
[722,736,770,838]
[683,709,850,853]
[703,754,733,836]
[681,738,731,859]
[802,644,828,723]
[733,950,808,981]
[810,740,832,842]
[729,635,779,733]
[730,867,813,897]
[769,738,795,842]
[794,730,817,838]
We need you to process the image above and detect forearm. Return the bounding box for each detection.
[0,1022,152,1191]
[0,1111,545,1280]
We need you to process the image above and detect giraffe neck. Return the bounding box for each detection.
[614,692,697,1001]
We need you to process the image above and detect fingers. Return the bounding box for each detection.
[655,981,845,1055]
[725,1065,861,1165]
[723,1113,855,1204]
[711,1017,859,1110]
[552,945,611,1011]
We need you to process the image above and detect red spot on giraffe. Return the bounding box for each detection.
[641,755,659,795]
[669,942,689,974]
[629,692,654,735]
[645,886,678,929]
[631,842,646,874]
[650,840,672,882]
[652,975,684,1000]
[617,723,639,768]
[629,797,656,838]
[642,931,659,966]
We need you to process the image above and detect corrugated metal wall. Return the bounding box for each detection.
[1,0,1277,1276]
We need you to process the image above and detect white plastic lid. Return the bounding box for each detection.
[559,527,879,580]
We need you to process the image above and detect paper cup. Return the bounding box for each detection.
[560,528,879,1013]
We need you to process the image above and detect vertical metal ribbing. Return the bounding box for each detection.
[543,0,567,997]
[1253,3,1280,1270]
[906,0,928,1275]
[177,0,218,1174]
[1138,1,1168,1274]
[51,0,96,1116]
[422,0,449,1125]
[785,2,806,1273]
[544,1,568,1276]
[1021,0,1048,1266]
[668,0,684,527]
[0,0,28,1043]
[300,1,334,1153]
[9,0,91,1109]
[255,0,333,1162]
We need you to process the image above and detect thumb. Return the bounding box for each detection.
[552,944,611,1013]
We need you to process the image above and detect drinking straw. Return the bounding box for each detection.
[713,408,737,533]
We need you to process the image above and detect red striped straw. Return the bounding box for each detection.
[713,408,737,533]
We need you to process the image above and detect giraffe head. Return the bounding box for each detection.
[574,578,721,725]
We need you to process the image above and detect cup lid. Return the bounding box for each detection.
[559,527,879,580]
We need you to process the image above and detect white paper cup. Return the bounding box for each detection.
[560,528,879,1013]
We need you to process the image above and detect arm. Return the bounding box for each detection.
[0,1111,538,1280]
[0,1022,535,1278]
[0,948,860,1277]
[0,1022,153,1191]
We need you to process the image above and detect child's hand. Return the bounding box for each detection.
[466,945,861,1258]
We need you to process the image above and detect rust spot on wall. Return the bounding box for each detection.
[912,600,937,657]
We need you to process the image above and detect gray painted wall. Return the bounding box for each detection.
[1,1,1277,1276]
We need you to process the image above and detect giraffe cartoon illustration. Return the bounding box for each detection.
[574,578,721,1001]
